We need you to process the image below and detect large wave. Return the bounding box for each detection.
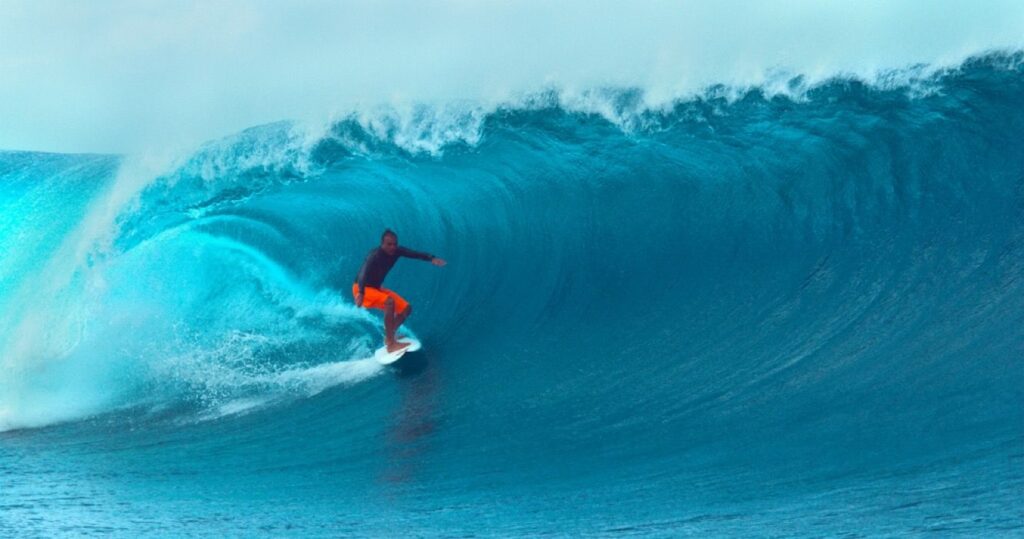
[0,52,1021,533]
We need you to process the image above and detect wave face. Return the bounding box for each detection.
[1,53,1022,536]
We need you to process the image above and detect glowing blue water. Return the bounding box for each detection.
[1,53,1022,536]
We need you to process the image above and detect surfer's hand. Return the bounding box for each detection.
[355,293,363,307]
[431,257,447,267]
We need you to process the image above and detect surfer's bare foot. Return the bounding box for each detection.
[386,340,411,353]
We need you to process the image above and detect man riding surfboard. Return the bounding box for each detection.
[353,229,446,352]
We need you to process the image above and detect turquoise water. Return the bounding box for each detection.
[1,53,1022,536]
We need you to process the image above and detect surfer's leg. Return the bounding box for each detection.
[384,297,397,345]
[380,288,411,341]
[383,298,410,352]
[394,305,412,336]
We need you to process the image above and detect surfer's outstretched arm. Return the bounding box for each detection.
[396,246,446,266]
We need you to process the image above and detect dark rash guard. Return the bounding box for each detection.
[355,246,434,294]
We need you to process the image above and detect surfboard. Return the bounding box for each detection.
[373,338,421,365]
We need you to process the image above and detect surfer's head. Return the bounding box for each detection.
[381,229,398,255]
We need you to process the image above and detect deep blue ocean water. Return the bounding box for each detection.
[1,53,1022,536]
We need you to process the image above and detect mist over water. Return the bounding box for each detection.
[2,0,1023,153]
[1,52,1022,535]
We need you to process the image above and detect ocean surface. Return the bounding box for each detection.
[1,52,1022,536]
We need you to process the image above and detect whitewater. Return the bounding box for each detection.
[1,52,1022,536]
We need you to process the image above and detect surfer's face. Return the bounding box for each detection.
[381,235,398,255]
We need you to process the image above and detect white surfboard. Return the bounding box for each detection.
[373,338,421,365]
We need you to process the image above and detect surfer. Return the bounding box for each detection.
[354,229,446,352]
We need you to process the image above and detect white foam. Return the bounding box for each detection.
[352,103,487,155]
[271,357,383,397]
[183,358,384,423]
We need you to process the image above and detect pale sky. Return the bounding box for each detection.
[1,0,1022,154]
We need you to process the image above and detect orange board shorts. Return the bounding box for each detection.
[353,283,409,313]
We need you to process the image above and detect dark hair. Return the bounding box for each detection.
[382,229,398,242]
